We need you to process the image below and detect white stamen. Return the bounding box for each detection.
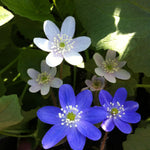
[58,105,82,128]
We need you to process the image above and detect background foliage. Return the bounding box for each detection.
[0,0,150,149]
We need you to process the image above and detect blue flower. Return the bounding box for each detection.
[37,84,106,150]
[99,88,141,134]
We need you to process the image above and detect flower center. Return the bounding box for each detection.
[67,112,76,121]
[111,108,118,115]
[102,59,119,73]
[36,72,51,85]
[105,101,125,119]
[51,34,75,56]
[92,80,102,90]
[59,42,65,48]
[58,105,83,128]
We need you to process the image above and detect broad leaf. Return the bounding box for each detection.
[17,49,46,81]
[123,124,150,150]
[0,95,23,130]
[75,0,150,76]
[1,0,54,22]
[108,77,137,96]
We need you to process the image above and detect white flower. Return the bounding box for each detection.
[27,60,63,95]
[33,16,91,67]
[93,50,131,83]
[82,75,105,91]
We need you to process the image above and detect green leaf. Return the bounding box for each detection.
[0,22,11,50]
[54,0,75,18]
[0,95,23,130]
[127,37,150,76]
[16,17,44,40]
[0,6,14,26]
[1,0,54,22]
[107,77,137,96]
[123,124,150,150]
[5,108,39,133]
[17,49,46,81]
[85,59,97,74]
[75,0,150,75]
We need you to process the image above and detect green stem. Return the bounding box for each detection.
[19,84,29,105]
[0,56,19,75]
[73,66,77,90]
[93,91,99,106]
[136,84,150,88]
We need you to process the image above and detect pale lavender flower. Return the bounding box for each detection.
[33,16,91,67]
[27,60,63,95]
[82,75,105,91]
[93,50,131,83]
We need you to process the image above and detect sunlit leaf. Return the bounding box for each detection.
[1,0,54,22]
[0,6,14,26]
[75,0,150,75]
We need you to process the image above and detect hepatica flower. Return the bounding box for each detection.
[37,84,106,150]
[93,50,131,83]
[99,88,141,134]
[27,60,63,95]
[82,75,105,91]
[34,16,91,67]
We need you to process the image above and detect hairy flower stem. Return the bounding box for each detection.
[0,56,19,75]
[93,91,99,106]
[50,89,57,106]
[60,62,63,79]
[100,132,108,150]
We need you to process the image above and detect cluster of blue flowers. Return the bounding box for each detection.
[37,84,141,150]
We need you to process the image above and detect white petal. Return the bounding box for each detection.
[51,78,63,88]
[33,38,53,52]
[63,51,83,66]
[72,36,91,52]
[40,84,50,95]
[93,53,104,67]
[41,60,57,76]
[28,79,39,86]
[27,69,40,79]
[49,67,57,77]
[44,20,60,41]
[95,67,105,76]
[106,50,116,60]
[85,80,92,87]
[104,74,116,83]
[29,85,41,93]
[61,16,75,38]
[46,53,63,67]
[41,60,51,73]
[92,75,97,81]
[114,69,131,80]
[118,61,126,68]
